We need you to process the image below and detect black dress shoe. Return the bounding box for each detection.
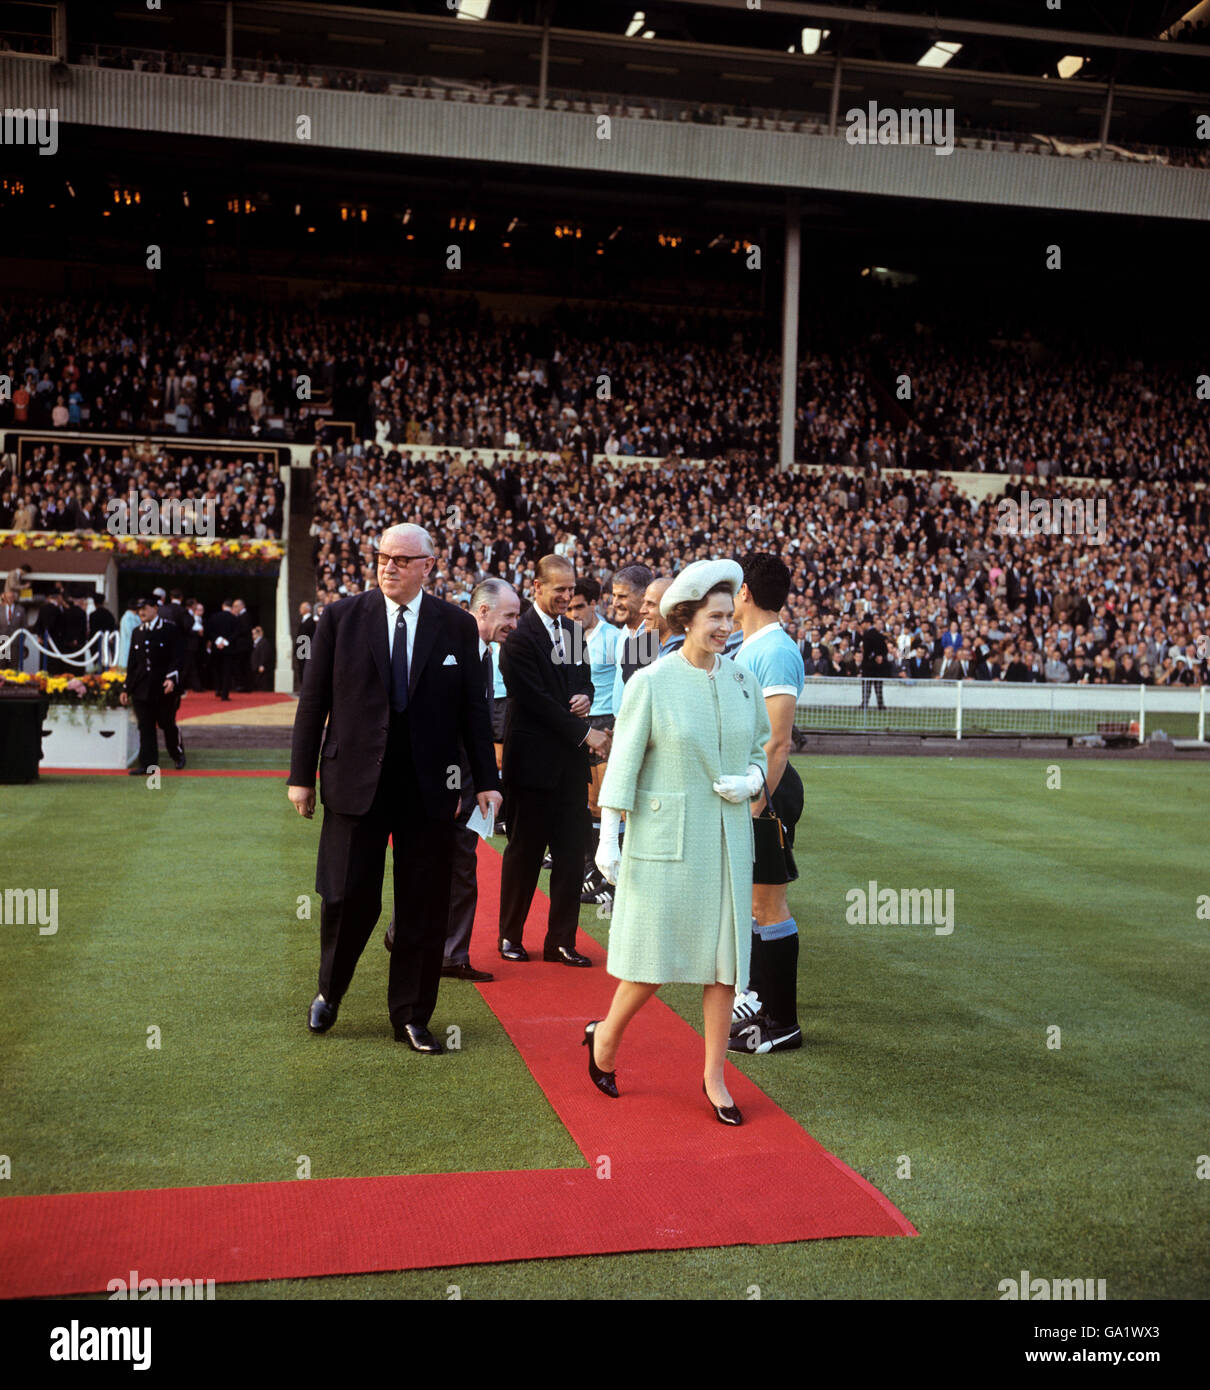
[544,945,592,967]
[441,961,494,981]
[383,923,394,952]
[498,940,528,962]
[173,750,186,770]
[308,995,338,1033]
[395,1022,444,1054]
[127,767,147,776]
[582,1021,619,1098]
[703,1080,743,1126]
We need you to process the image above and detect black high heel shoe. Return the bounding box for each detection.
[703,1079,743,1126]
[583,1021,619,1098]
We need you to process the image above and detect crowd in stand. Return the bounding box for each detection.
[309,449,1208,688]
[3,297,1206,690]
[0,441,283,539]
[4,298,1208,488]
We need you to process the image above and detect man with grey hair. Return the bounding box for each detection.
[289,522,501,1053]
[385,576,519,981]
[609,563,656,713]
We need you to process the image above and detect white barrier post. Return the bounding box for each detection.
[955,679,962,741]
[1138,684,1146,744]
[1199,686,1206,745]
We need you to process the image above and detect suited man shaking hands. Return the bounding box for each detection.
[287,523,502,1055]
[497,555,610,968]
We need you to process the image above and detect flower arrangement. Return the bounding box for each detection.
[0,531,283,574]
[0,667,127,708]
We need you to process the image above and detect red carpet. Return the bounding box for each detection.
[175,690,296,722]
[0,844,914,1297]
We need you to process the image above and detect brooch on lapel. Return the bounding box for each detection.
[733,670,749,697]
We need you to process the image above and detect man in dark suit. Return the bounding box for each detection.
[936,648,970,681]
[904,642,933,680]
[56,588,88,667]
[251,625,273,690]
[36,588,65,673]
[287,523,501,1053]
[496,555,610,967]
[0,584,28,669]
[295,601,317,690]
[182,599,206,690]
[231,598,254,692]
[159,587,189,636]
[85,594,117,669]
[385,577,520,981]
[119,596,185,772]
[859,611,890,710]
[207,600,237,700]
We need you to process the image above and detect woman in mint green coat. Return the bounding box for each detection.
[585,560,770,1125]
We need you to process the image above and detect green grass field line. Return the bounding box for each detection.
[5,755,1208,1299]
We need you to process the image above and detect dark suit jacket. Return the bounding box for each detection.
[860,628,890,676]
[233,610,254,655]
[499,606,592,792]
[252,636,273,689]
[289,588,495,819]
[207,609,237,649]
[453,642,499,805]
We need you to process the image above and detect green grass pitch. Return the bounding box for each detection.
[2,753,1207,1299]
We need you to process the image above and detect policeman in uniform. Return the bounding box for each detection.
[120,596,186,773]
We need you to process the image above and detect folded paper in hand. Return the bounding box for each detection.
[465,801,495,840]
[214,637,229,648]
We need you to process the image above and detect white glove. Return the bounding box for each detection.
[712,765,763,803]
[595,806,622,885]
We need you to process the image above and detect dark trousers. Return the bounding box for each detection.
[315,714,455,1027]
[444,816,480,963]
[860,677,885,709]
[182,642,201,692]
[213,648,233,698]
[132,691,182,767]
[498,772,588,951]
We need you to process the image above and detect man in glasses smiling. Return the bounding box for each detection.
[288,523,502,1054]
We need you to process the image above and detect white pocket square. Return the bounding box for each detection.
[442,653,458,666]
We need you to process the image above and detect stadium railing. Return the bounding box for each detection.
[67,44,1209,166]
[794,678,1206,743]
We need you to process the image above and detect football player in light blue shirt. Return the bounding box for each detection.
[567,578,620,717]
[729,553,806,1054]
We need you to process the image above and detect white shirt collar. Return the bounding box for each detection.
[738,620,782,653]
[478,635,488,660]
[384,590,423,622]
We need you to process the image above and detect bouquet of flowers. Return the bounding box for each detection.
[0,668,127,708]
